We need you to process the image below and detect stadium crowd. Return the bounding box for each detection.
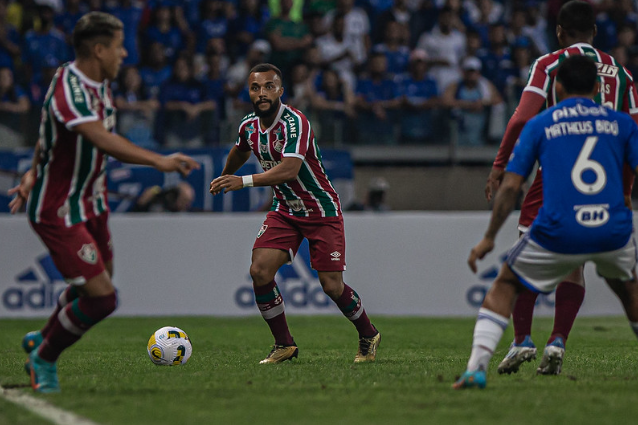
[0,0,637,149]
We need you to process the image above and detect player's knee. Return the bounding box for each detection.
[318,275,343,299]
[249,263,274,285]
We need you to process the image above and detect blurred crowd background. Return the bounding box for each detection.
[0,0,637,152]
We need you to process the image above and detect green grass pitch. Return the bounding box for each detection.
[2,315,638,425]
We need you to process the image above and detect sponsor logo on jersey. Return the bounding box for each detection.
[287,199,305,212]
[77,243,98,265]
[574,204,610,227]
[596,62,619,78]
[273,128,284,153]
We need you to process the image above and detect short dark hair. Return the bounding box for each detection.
[73,12,123,58]
[556,55,598,95]
[558,1,595,37]
[249,63,283,81]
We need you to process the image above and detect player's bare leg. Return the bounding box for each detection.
[250,248,298,364]
[454,264,525,389]
[318,271,379,362]
[605,272,638,341]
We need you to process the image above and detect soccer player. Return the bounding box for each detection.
[8,12,200,393]
[484,0,638,375]
[209,63,380,364]
[455,55,638,390]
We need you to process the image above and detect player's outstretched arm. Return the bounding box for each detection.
[469,172,525,273]
[7,142,41,213]
[485,91,545,201]
[209,146,252,195]
[74,121,199,176]
[210,156,302,195]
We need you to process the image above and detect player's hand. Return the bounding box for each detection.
[209,175,244,195]
[468,238,495,274]
[485,167,504,202]
[156,153,200,177]
[8,169,35,214]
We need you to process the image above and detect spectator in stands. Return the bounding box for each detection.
[354,52,402,144]
[200,50,225,144]
[506,7,542,58]
[54,0,85,45]
[399,49,439,144]
[506,39,532,109]
[346,176,391,212]
[265,0,312,82]
[132,181,196,213]
[476,22,515,98]
[159,55,216,147]
[226,39,271,97]
[373,0,410,45]
[311,68,356,145]
[323,0,371,68]
[196,0,229,54]
[230,0,269,57]
[519,1,549,54]
[465,29,483,57]
[416,6,465,92]
[144,4,186,64]
[114,67,160,149]
[316,13,357,90]
[372,20,410,77]
[0,66,29,147]
[288,62,313,111]
[22,2,69,85]
[409,0,439,47]
[107,0,144,67]
[465,0,504,46]
[443,56,502,147]
[0,0,20,70]
[139,42,173,99]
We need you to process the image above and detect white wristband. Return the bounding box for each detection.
[242,175,254,188]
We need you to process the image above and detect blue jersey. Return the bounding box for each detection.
[507,97,638,254]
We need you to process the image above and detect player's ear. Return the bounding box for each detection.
[556,25,563,42]
[279,86,284,98]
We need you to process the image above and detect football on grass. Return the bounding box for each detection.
[147,326,192,366]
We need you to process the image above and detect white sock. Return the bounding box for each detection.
[630,322,638,339]
[467,308,509,372]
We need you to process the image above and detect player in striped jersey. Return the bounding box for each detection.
[210,63,380,364]
[8,12,199,393]
[483,1,638,376]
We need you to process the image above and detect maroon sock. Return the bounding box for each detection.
[41,286,80,337]
[333,283,377,338]
[254,280,294,346]
[548,281,585,344]
[38,293,117,362]
[512,289,539,344]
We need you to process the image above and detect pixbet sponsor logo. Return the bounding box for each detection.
[234,240,332,309]
[2,254,66,310]
[466,253,554,309]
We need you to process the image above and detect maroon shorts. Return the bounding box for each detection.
[30,212,113,285]
[253,211,346,271]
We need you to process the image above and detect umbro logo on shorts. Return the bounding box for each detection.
[330,251,341,261]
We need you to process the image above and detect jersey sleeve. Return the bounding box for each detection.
[523,56,550,98]
[621,67,638,116]
[235,120,252,152]
[505,118,541,179]
[51,68,99,129]
[282,110,311,160]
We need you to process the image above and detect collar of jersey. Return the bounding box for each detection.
[568,42,595,50]
[258,102,286,134]
[68,62,105,89]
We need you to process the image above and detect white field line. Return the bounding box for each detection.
[0,384,100,425]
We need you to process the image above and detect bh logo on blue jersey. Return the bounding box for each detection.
[2,254,66,310]
[235,240,332,309]
[466,252,555,309]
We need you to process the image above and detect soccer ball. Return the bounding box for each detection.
[147,326,193,366]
